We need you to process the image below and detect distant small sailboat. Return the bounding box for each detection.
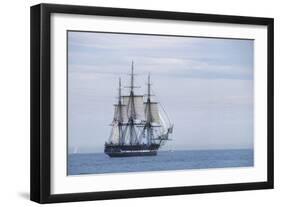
[73,147,78,154]
[104,62,173,157]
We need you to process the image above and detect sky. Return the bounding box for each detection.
[67,31,254,153]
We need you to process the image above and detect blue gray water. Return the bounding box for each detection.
[68,149,253,175]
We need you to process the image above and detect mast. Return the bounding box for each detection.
[129,61,136,119]
[145,73,153,144]
[125,61,138,145]
[117,78,123,145]
[130,61,134,93]
[147,73,152,122]
[118,77,122,104]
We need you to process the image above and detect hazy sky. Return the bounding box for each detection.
[68,31,254,153]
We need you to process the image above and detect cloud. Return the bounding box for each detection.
[68,31,202,50]
[68,31,253,80]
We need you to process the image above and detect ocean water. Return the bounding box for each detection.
[68,149,253,175]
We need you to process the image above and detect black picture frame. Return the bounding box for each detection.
[30,3,274,204]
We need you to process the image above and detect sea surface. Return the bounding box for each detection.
[68,149,253,175]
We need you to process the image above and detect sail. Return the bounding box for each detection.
[144,102,160,124]
[113,105,118,121]
[122,95,145,121]
[121,105,129,122]
[113,105,123,122]
[109,122,120,144]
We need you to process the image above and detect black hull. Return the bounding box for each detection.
[105,150,157,157]
[104,143,160,158]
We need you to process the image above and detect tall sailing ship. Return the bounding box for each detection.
[104,62,173,157]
